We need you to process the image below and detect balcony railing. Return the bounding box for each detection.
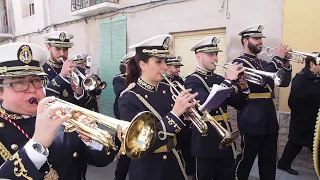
[71,0,119,12]
[0,9,13,34]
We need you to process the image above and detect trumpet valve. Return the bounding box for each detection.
[63,121,77,132]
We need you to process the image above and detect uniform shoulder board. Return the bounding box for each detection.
[120,83,136,97]
[114,73,125,78]
[313,108,320,178]
[232,57,246,62]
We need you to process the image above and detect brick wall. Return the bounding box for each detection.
[227,87,314,170]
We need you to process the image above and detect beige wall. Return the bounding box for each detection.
[279,0,320,112]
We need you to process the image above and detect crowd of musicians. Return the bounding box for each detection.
[0,23,318,180]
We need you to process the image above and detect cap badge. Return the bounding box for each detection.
[59,32,66,42]
[258,25,263,32]
[212,37,219,45]
[163,37,170,50]
[17,45,32,64]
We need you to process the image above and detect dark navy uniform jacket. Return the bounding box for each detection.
[233,53,292,135]
[42,60,87,107]
[0,106,116,180]
[118,77,187,180]
[85,89,102,112]
[184,67,248,158]
[161,74,192,148]
[113,73,126,119]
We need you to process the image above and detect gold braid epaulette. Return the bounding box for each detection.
[0,143,33,179]
[313,108,320,178]
[0,142,12,161]
[120,83,136,97]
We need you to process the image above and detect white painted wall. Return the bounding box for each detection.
[7,0,284,65]
[11,0,47,35]
[125,0,284,61]
[49,0,80,24]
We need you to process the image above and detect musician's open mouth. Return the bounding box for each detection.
[28,97,39,105]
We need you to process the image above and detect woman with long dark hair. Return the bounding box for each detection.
[118,34,198,180]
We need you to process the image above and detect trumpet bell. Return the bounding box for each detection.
[98,81,107,89]
[219,131,240,149]
[82,75,107,91]
[202,111,239,149]
[124,111,156,159]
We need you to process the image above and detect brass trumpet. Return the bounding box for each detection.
[262,46,320,64]
[162,74,239,149]
[47,98,157,159]
[214,63,285,86]
[60,57,107,91]
[82,74,107,91]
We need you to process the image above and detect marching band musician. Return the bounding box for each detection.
[277,54,320,175]
[0,42,117,180]
[118,34,198,180]
[113,51,136,119]
[163,56,185,84]
[113,51,135,180]
[71,53,102,112]
[184,36,249,180]
[42,31,86,106]
[233,24,292,180]
[163,56,195,176]
[71,53,87,70]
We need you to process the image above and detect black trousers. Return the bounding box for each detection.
[114,138,131,180]
[177,122,195,176]
[236,134,278,180]
[277,139,312,169]
[193,155,235,180]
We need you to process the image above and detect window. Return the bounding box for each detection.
[29,0,35,16]
[21,0,35,17]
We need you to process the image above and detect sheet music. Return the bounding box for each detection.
[198,84,233,112]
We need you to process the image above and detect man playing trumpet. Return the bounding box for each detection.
[184,36,249,180]
[233,24,292,180]
[42,31,86,106]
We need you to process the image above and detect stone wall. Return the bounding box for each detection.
[227,87,314,170]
